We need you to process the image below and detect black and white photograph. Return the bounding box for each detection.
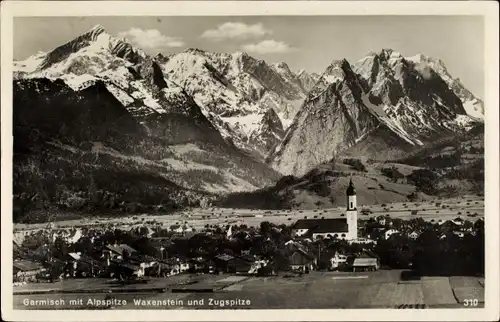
[1,1,499,321]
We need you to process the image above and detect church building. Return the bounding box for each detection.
[291,179,358,240]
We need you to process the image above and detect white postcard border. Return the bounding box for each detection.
[1,1,499,321]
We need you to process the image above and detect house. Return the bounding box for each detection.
[288,249,316,273]
[348,237,376,245]
[377,216,387,226]
[189,257,211,272]
[352,257,379,272]
[33,244,51,261]
[113,262,144,278]
[351,250,380,272]
[439,220,460,233]
[13,260,43,282]
[130,226,155,238]
[170,223,194,234]
[51,228,83,244]
[104,244,138,260]
[66,253,103,278]
[452,217,464,226]
[384,229,400,240]
[149,238,171,260]
[329,252,348,271]
[213,254,254,274]
[408,231,420,240]
[248,259,271,275]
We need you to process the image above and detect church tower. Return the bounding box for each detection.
[346,178,358,240]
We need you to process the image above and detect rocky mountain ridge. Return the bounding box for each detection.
[269,49,483,176]
[15,27,320,157]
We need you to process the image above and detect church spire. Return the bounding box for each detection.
[346,177,356,196]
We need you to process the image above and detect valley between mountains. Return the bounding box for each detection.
[13,25,484,223]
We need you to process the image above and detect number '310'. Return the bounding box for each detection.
[463,299,479,306]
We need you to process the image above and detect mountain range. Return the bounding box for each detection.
[269,49,483,176]
[13,25,484,221]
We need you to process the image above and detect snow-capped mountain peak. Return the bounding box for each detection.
[32,24,147,74]
[14,51,46,73]
[273,61,293,74]
[319,58,353,84]
[270,48,483,176]
[406,52,484,120]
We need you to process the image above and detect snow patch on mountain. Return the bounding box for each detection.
[406,53,484,120]
[462,99,484,120]
[14,51,46,73]
[221,113,264,138]
[361,94,422,146]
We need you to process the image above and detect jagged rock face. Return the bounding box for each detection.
[248,108,285,154]
[269,50,480,176]
[135,58,168,90]
[296,69,320,92]
[354,49,470,142]
[405,53,484,120]
[269,59,382,175]
[159,49,311,156]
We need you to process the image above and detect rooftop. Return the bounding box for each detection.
[293,218,349,233]
[13,260,41,272]
[353,258,378,267]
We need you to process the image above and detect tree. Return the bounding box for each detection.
[407,169,438,194]
[52,236,69,259]
[381,166,405,182]
[259,221,272,236]
[343,158,367,172]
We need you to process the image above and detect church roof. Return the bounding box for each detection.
[346,178,356,196]
[292,218,349,233]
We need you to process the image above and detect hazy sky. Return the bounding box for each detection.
[14,16,484,97]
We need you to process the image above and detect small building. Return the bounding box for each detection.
[377,216,387,226]
[352,257,379,272]
[288,249,316,273]
[439,220,461,233]
[13,260,43,282]
[213,254,253,274]
[116,262,144,278]
[189,258,210,272]
[348,237,376,245]
[384,229,400,240]
[329,253,348,271]
[170,223,194,234]
[104,244,138,260]
[408,231,420,240]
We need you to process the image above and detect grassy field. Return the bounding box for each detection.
[13,270,485,309]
